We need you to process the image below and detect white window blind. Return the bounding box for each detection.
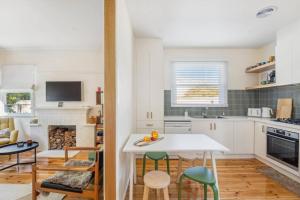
[171,61,228,107]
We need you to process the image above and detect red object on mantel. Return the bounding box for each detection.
[97,87,101,93]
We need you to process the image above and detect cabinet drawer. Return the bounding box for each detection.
[137,120,164,129]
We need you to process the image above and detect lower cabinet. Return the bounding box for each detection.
[191,120,255,155]
[192,120,235,153]
[234,121,254,154]
[254,122,267,159]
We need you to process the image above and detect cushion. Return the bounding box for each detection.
[0,128,10,138]
[0,138,10,145]
[42,160,94,191]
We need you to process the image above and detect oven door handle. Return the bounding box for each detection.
[267,134,298,143]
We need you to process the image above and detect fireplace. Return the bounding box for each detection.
[48,125,76,150]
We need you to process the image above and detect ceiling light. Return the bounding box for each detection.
[256,6,278,18]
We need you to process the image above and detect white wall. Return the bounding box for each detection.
[164,48,258,90]
[116,0,135,199]
[257,42,276,61]
[0,48,103,140]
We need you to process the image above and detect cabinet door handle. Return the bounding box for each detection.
[262,125,265,133]
[214,123,216,130]
[210,123,212,130]
[150,112,153,119]
[146,123,153,127]
[147,112,149,119]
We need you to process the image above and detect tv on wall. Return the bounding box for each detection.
[46,81,82,101]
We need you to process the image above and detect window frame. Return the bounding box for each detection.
[0,89,34,117]
[171,60,228,108]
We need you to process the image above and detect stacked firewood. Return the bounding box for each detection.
[49,128,76,150]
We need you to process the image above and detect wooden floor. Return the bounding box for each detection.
[0,150,101,200]
[126,158,300,200]
[1,152,300,200]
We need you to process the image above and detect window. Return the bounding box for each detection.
[0,90,33,116]
[171,61,227,107]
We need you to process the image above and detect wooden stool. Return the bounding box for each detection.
[176,152,203,183]
[143,171,170,200]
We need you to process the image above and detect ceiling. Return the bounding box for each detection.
[0,0,103,49]
[126,0,300,48]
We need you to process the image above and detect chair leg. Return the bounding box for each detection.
[156,189,160,200]
[176,158,183,183]
[211,184,219,200]
[142,154,147,176]
[143,186,149,200]
[163,187,169,200]
[178,175,184,200]
[155,160,158,171]
[166,154,170,175]
[204,184,208,200]
[32,164,37,200]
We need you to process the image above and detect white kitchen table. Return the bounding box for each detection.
[123,134,229,200]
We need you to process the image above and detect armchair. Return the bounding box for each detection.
[32,146,102,200]
[0,117,18,146]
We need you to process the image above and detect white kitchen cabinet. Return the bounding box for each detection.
[234,121,254,154]
[254,122,267,159]
[210,121,235,154]
[135,39,164,131]
[292,29,300,84]
[276,41,292,86]
[192,120,234,153]
[276,20,300,85]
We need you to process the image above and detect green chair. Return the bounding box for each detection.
[178,166,219,200]
[142,152,170,176]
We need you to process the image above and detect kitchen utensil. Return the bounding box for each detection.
[262,107,273,118]
[276,98,293,119]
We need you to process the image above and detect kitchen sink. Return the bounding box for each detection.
[191,115,225,119]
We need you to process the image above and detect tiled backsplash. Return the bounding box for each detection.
[164,84,300,118]
[164,90,258,116]
[258,84,300,118]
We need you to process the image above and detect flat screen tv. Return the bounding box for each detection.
[46,81,82,101]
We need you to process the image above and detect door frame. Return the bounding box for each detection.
[104,0,116,199]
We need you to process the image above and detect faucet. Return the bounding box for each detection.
[202,107,208,118]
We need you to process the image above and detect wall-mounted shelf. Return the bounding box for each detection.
[245,83,277,90]
[246,61,275,73]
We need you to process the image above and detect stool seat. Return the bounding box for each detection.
[183,166,216,185]
[144,171,170,189]
[177,152,199,160]
[145,152,168,160]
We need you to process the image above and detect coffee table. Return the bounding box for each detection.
[0,142,39,171]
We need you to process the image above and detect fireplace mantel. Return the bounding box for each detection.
[34,106,92,111]
[30,105,95,150]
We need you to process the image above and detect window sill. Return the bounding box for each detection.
[171,104,229,108]
[0,114,34,118]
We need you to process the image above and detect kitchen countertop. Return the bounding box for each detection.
[164,116,300,130]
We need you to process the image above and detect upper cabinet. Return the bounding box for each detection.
[276,20,300,85]
[135,39,164,128]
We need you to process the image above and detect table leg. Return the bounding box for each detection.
[17,153,19,172]
[34,148,37,163]
[133,154,137,184]
[129,153,134,200]
[210,152,219,200]
[202,152,207,167]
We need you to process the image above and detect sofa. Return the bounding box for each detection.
[0,118,18,146]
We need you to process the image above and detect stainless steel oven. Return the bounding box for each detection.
[267,127,299,170]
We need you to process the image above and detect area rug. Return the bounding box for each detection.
[257,166,300,196]
[0,183,66,200]
[17,192,65,200]
[37,150,80,158]
[0,183,32,200]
